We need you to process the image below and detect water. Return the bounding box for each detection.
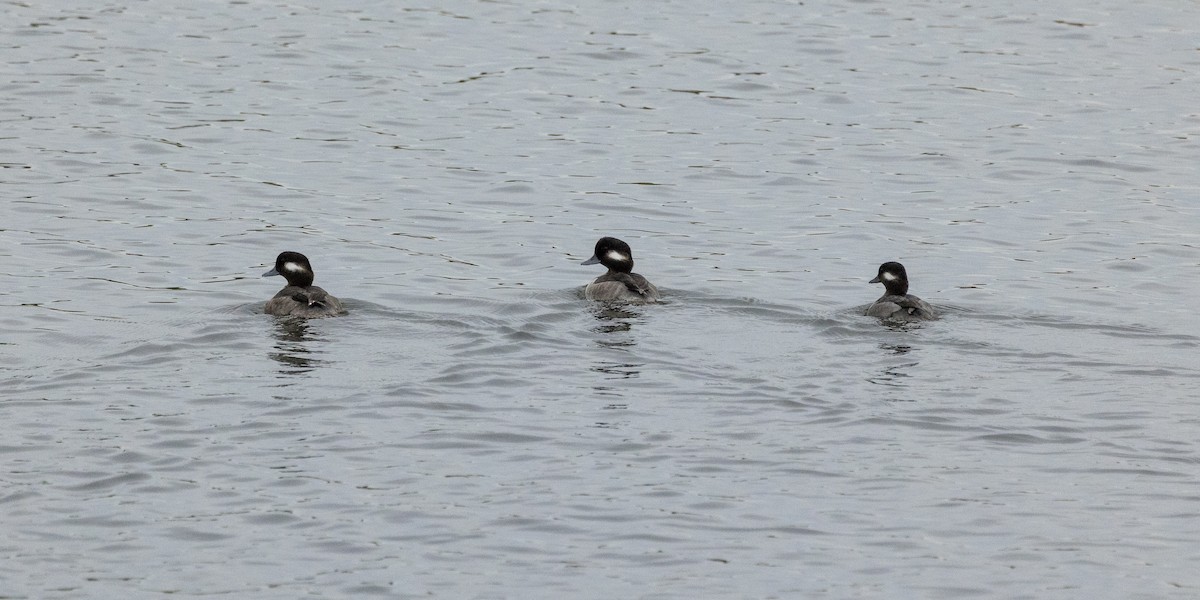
[2,1,1199,598]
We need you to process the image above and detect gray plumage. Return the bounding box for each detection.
[582,237,660,303]
[262,251,345,318]
[866,261,935,321]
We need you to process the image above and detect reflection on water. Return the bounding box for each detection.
[593,401,629,429]
[868,344,916,389]
[589,304,643,351]
[268,318,324,375]
[591,361,641,379]
[868,362,918,389]
[588,303,646,391]
[588,304,640,336]
[881,320,929,333]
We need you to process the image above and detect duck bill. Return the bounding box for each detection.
[263,268,280,278]
[869,275,881,283]
[582,255,600,266]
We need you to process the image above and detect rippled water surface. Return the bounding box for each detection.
[3,1,1200,598]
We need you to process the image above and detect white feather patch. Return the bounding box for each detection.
[882,271,898,282]
[284,261,305,274]
[606,250,630,263]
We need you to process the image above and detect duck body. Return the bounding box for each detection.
[582,237,660,304]
[585,272,660,303]
[866,261,935,321]
[264,285,345,318]
[262,251,345,318]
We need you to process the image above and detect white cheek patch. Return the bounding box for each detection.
[882,271,898,282]
[284,261,305,274]
[606,250,630,263]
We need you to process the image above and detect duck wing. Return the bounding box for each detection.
[597,272,655,298]
[867,294,936,320]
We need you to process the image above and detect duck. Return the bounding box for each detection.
[866,261,935,321]
[581,237,660,303]
[262,251,345,318]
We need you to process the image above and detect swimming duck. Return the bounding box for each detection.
[582,237,660,303]
[866,261,935,321]
[262,251,345,318]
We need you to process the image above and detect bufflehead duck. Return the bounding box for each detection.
[582,237,660,303]
[262,251,345,318]
[866,261,935,321]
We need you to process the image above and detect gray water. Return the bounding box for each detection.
[2,1,1199,598]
